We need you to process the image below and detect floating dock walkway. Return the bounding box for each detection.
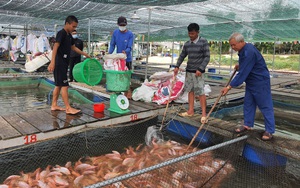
[0,64,299,162]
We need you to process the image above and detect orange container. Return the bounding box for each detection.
[93,103,105,112]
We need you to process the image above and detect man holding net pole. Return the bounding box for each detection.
[221,32,275,141]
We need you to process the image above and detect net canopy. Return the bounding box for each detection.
[0,0,300,42]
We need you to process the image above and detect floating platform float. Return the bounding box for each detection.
[242,143,287,166]
[170,115,300,164]
[167,119,212,146]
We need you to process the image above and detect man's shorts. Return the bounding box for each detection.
[183,72,205,96]
[54,58,69,87]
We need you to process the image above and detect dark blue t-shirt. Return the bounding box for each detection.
[55,29,74,64]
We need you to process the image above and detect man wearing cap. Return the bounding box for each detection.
[109,16,134,98]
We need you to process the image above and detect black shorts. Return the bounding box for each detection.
[54,58,69,86]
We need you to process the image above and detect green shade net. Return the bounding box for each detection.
[0,0,299,42]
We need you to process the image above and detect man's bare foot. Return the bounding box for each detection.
[66,107,81,115]
[51,106,66,111]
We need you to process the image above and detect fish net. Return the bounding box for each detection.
[84,136,246,188]
[1,118,299,188]
[0,115,158,186]
[0,95,300,187]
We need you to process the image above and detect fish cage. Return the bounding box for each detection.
[1,120,299,188]
[0,76,299,187]
[0,115,158,185]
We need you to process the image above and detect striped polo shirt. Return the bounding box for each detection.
[176,36,210,73]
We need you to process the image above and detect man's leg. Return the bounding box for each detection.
[51,86,65,111]
[243,89,256,128]
[255,85,275,134]
[124,61,132,99]
[187,91,195,115]
[199,94,207,117]
[61,86,81,114]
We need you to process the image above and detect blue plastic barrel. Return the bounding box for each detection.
[167,120,212,145]
[242,144,287,166]
[208,68,216,73]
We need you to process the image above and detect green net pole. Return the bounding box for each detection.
[219,40,222,74]
[88,18,91,55]
[171,32,175,66]
[272,38,276,76]
[8,26,11,63]
[230,47,233,72]
[298,48,300,74]
[145,8,152,81]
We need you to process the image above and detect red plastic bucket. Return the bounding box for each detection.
[93,103,105,112]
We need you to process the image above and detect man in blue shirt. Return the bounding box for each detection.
[109,16,134,98]
[222,32,275,141]
[109,16,134,69]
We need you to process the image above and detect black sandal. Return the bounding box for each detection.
[262,131,273,141]
[235,125,251,133]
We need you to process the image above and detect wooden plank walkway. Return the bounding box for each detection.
[0,98,166,151]
[166,75,300,160]
[172,115,300,161]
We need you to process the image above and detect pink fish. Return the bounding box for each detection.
[53,176,69,186]
[104,172,120,180]
[3,175,20,184]
[17,181,30,188]
[53,166,71,175]
[122,157,136,166]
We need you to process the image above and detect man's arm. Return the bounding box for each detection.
[174,43,187,75]
[125,33,134,54]
[71,45,90,58]
[230,50,255,87]
[198,40,210,73]
[175,43,187,68]
[48,42,59,72]
[108,32,116,54]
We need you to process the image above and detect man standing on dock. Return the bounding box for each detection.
[174,23,210,124]
[221,32,275,141]
[109,16,134,99]
[48,15,90,115]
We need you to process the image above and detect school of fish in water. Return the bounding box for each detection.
[0,140,235,188]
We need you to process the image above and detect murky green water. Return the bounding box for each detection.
[0,80,93,116]
[0,87,50,115]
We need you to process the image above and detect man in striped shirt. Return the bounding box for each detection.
[174,23,210,124]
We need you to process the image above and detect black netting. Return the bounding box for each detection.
[86,136,245,188]
[0,115,158,186]
[1,116,299,187]
[1,78,300,188]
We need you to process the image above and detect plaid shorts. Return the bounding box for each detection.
[183,72,205,96]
